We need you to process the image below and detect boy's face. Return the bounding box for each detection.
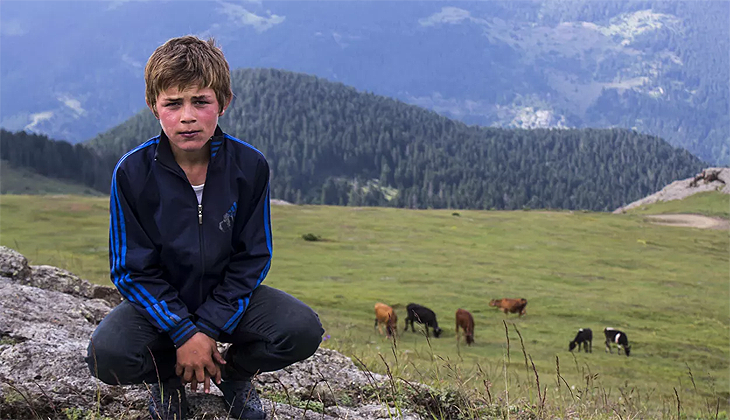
[151,85,229,154]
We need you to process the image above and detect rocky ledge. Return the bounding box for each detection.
[0,246,425,420]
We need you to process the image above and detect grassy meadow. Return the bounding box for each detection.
[1,194,728,418]
[0,161,104,196]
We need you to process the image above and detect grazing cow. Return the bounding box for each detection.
[405,303,442,338]
[455,308,475,345]
[569,328,592,353]
[489,298,528,317]
[604,327,631,357]
[374,302,397,338]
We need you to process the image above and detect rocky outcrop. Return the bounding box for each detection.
[0,247,423,420]
[613,167,729,213]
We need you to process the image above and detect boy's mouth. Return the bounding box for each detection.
[179,131,200,138]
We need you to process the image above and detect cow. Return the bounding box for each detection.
[489,298,528,317]
[604,327,631,356]
[569,328,592,353]
[374,302,397,338]
[455,308,474,345]
[405,303,442,338]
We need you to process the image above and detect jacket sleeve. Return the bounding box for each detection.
[194,158,272,339]
[110,164,201,347]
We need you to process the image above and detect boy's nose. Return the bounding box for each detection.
[180,103,196,122]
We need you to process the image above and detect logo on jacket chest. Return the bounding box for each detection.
[219,202,237,232]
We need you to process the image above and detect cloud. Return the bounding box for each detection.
[332,32,347,48]
[58,95,87,117]
[105,0,155,11]
[24,111,54,131]
[121,53,143,69]
[331,32,361,49]
[418,7,487,27]
[217,2,285,33]
[196,24,223,41]
[1,19,27,36]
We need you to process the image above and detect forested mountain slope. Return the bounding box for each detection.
[85,69,704,211]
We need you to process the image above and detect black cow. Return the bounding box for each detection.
[405,303,442,338]
[568,328,592,353]
[604,327,631,356]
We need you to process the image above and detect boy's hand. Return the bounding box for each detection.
[175,332,226,393]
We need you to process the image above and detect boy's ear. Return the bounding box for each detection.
[147,101,159,119]
[220,96,232,116]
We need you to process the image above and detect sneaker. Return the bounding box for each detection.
[217,379,266,420]
[148,379,188,420]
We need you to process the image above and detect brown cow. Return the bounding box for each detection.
[455,308,474,345]
[374,302,397,338]
[489,298,527,317]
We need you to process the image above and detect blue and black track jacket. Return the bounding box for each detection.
[109,126,272,348]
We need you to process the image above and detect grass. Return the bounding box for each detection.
[1,194,728,418]
[625,191,729,219]
[0,195,109,280]
[0,161,104,196]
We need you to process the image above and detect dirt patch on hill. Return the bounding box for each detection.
[645,214,729,230]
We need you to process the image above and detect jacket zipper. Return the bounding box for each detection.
[156,156,208,303]
[198,202,205,304]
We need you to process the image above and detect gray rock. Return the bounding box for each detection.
[0,246,31,282]
[28,265,122,306]
[614,167,729,213]
[0,247,423,419]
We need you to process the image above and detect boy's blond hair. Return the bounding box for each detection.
[145,35,232,116]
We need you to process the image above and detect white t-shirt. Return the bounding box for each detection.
[192,183,204,204]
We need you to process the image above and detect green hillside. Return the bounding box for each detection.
[2,70,706,212]
[85,68,705,211]
[626,191,730,219]
[0,160,103,196]
[1,194,727,417]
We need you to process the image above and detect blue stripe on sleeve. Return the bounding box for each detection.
[222,299,245,332]
[170,320,196,342]
[197,321,218,336]
[109,138,180,331]
[221,186,273,334]
[218,135,274,334]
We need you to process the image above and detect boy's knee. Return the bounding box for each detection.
[275,309,324,361]
[86,339,133,385]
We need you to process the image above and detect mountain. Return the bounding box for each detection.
[1,1,727,164]
[0,130,114,193]
[85,68,705,211]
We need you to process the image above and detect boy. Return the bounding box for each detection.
[86,36,323,420]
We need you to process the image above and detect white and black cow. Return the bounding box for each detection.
[405,303,442,338]
[569,328,592,353]
[604,327,631,356]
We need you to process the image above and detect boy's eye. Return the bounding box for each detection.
[164,102,181,107]
[195,100,210,105]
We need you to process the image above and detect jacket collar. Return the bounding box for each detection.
[154,125,226,169]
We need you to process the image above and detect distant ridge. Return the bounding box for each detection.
[83,68,704,211]
[3,1,727,164]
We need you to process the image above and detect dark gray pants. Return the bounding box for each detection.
[86,285,323,385]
